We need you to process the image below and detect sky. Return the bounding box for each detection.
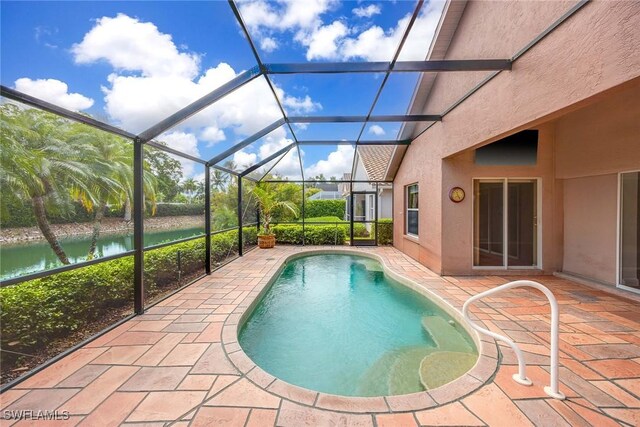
[1,0,445,180]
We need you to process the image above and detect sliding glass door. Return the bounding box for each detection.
[620,171,640,289]
[473,179,539,268]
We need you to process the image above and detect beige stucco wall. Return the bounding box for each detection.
[555,84,640,285]
[562,174,619,284]
[439,123,563,275]
[393,0,640,279]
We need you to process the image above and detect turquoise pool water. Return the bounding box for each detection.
[238,254,477,397]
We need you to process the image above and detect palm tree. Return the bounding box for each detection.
[181,178,198,203]
[69,126,158,259]
[1,104,91,264]
[253,183,298,236]
[69,127,130,259]
[211,169,229,192]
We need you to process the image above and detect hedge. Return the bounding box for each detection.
[271,224,346,245]
[378,219,393,245]
[304,199,345,219]
[0,200,94,228]
[0,201,205,229]
[0,227,256,365]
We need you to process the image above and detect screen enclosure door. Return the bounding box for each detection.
[351,192,377,246]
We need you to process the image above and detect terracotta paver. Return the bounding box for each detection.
[376,412,418,427]
[190,406,250,427]
[2,246,639,426]
[127,390,207,422]
[415,402,484,426]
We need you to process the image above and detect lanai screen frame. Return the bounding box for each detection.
[0,0,593,391]
[0,0,513,300]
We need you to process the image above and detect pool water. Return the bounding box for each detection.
[238,254,477,397]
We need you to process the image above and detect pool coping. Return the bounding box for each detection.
[220,247,500,413]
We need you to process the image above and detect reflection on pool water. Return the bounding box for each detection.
[239,254,477,397]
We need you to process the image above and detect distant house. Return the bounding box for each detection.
[346,146,394,222]
[307,182,342,200]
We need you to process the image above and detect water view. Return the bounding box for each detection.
[1,227,204,280]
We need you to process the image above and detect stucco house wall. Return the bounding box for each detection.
[393,0,640,284]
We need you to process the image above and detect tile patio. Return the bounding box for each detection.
[1,246,639,426]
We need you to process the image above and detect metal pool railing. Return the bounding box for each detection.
[462,280,566,400]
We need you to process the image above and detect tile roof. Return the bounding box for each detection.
[358,145,394,181]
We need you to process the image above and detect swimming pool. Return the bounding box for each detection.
[238,253,477,397]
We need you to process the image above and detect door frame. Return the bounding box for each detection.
[471,177,542,270]
[617,169,640,294]
[350,190,378,246]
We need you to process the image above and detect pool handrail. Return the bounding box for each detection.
[462,280,565,400]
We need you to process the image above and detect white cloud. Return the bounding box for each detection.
[304,20,348,60]
[159,131,200,176]
[72,14,199,78]
[260,37,278,52]
[100,62,284,136]
[239,0,337,33]
[281,93,322,114]
[369,124,385,136]
[200,126,225,145]
[353,4,381,18]
[270,148,302,179]
[239,0,445,62]
[14,78,94,111]
[341,2,445,61]
[60,12,327,180]
[233,150,257,168]
[305,145,354,179]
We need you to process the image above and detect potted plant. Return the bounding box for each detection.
[253,183,298,248]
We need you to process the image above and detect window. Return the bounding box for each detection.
[406,184,419,236]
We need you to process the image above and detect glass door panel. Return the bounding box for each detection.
[620,172,640,288]
[508,181,538,267]
[474,179,538,268]
[474,181,505,266]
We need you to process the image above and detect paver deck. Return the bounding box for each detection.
[2,246,639,426]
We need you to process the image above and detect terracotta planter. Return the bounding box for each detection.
[258,234,276,249]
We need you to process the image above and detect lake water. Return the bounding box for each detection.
[0,227,204,280]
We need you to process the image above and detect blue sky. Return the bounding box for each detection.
[1,1,444,179]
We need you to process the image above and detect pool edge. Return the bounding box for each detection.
[221,247,499,413]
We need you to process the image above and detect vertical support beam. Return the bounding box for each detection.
[238,176,243,256]
[375,182,379,246]
[349,182,354,246]
[133,138,145,314]
[301,183,306,246]
[204,165,211,275]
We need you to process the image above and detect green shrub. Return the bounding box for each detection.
[0,256,134,352]
[153,203,205,217]
[377,219,393,245]
[304,199,345,219]
[0,200,95,228]
[0,226,257,365]
[297,216,344,223]
[0,201,205,228]
[305,225,345,245]
[271,225,304,244]
[272,224,345,245]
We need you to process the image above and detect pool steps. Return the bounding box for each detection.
[421,316,475,353]
[419,351,478,389]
